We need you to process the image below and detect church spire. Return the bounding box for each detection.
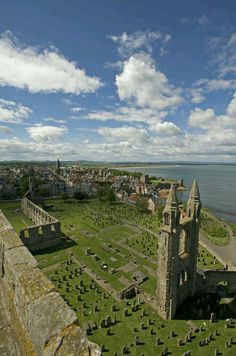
[163,183,179,228]
[187,180,201,219]
[165,183,178,210]
[188,180,200,203]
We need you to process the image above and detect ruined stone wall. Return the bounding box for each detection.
[0,210,100,356]
[20,198,61,251]
[21,198,56,225]
[197,269,236,294]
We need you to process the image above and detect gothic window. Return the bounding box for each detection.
[179,229,187,255]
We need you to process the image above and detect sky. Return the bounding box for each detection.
[0,0,236,162]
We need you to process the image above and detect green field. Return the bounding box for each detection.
[0,199,235,355]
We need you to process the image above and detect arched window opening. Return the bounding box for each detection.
[179,229,187,256]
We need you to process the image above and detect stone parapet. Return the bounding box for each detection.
[0,210,101,356]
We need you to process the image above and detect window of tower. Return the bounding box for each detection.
[179,229,187,256]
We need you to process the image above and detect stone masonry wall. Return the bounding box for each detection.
[20,198,61,251]
[197,269,236,294]
[0,210,101,356]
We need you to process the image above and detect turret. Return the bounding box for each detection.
[187,180,201,220]
[163,183,180,230]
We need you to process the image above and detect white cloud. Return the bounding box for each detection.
[98,125,149,144]
[227,92,236,118]
[116,53,183,110]
[150,121,181,136]
[43,117,66,124]
[107,30,171,57]
[0,98,32,123]
[0,125,12,134]
[71,106,83,113]
[207,79,236,91]
[198,15,210,26]
[189,88,205,103]
[85,106,166,124]
[208,32,236,78]
[0,31,102,94]
[188,108,216,128]
[104,61,123,70]
[27,124,68,142]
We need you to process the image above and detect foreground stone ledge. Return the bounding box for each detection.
[0,209,101,356]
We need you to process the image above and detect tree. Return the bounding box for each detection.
[136,199,148,213]
[97,186,116,202]
[97,187,107,201]
[73,191,87,200]
[18,175,29,195]
[106,188,116,202]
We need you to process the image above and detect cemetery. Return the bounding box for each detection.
[0,198,235,355]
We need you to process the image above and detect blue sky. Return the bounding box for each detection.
[0,0,236,162]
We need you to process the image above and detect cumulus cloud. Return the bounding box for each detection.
[85,106,166,124]
[116,53,183,110]
[227,92,236,118]
[205,79,236,91]
[98,125,149,144]
[189,88,205,103]
[0,125,12,134]
[150,121,181,136]
[107,30,171,57]
[27,124,68,142]
[0,98,32,123]
[0,31,102,94]
[188,108,216,128]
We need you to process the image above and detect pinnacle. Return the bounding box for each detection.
[189,180,200,200]
[165,183,178,209]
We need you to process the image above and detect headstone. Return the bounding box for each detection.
[210,312,216,323]
[100,319,106,328]
[107,316,112,327]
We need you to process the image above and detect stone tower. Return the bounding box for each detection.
[156,181,201,320]
[56,157,61,175]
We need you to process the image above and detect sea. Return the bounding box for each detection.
[125,164,236,223]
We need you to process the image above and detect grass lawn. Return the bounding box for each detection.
[201,208,230,246]
[1,199,235,355]
[47,259,236,356]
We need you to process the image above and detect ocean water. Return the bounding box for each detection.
[125,165,236,223]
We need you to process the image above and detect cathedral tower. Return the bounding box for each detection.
[156,181,201,320]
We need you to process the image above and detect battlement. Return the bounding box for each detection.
[0,210,101,356]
